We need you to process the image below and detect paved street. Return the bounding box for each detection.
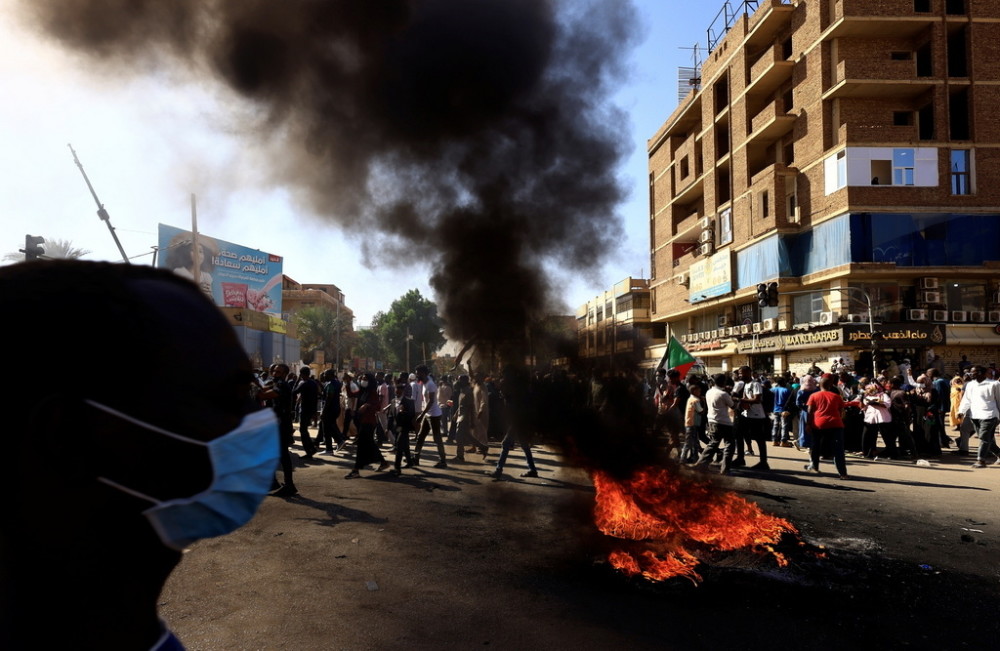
[161,436,999,650]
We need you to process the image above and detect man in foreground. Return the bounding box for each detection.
[0,261,278,650]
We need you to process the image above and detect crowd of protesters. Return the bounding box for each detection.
[251,352,1000,495]
[251,363,568,496]
[654,356,1000,480]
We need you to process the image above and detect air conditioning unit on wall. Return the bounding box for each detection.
[952,311,968,322]
[818,311,838,325]
[699,242,714,256]
[761,318,776,332]
[847,314,866,323]
[932,309,948,321]
[988,310,1000,322]
[919,277,940,289]
[908,309,929,321]
[970,311,986,323]
[922,291,942,304]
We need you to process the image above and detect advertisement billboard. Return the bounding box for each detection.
[157,223,283,315]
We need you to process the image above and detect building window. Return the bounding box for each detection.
[914,0,931,12]
[680,155,690,179]
[848,283,903,322]
[918,103,934,140]
[951,150,971,195]
[950,89,970,140]
[836,150,847,188]
[893,111,913,126]
[946,0,966,15]
[946,282,985,311]
[890,51,912,61]
[760,190,770,219]
[893,149,915,186]
[916,42,933,77]
[786,176,798,223]
[792,292,827,325]
[719,208,733,245]
[947,28,968,77]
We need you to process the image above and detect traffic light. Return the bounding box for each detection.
[756,283,769,308]
[21,235,45,261]
[767,282,779,307]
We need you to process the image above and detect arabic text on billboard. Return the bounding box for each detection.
[157,223,283,315]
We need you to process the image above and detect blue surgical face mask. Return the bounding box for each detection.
[85,401,280,550]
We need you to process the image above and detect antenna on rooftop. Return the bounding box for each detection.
[677,43,703,103]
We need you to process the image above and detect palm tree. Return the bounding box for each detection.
[41,238,92,259]
[292,306,355,365]
[3,237,91,263]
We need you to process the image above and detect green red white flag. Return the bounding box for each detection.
[657,335,696,377]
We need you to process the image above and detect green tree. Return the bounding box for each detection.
[292,306,354,366]
[355,327,387,366]
[375,290,445,370]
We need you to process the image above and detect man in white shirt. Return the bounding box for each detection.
[733,366,770,470]
[692,374,737,475]
[413,365,448,468]
[957,365,1000,468]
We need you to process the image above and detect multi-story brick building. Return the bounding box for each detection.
[649,0,1000,378]
[281,276,355,367]
[578,277,666,371]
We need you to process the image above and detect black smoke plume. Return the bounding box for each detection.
[21,0,637,351]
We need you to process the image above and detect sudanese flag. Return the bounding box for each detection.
[657,335,696,377]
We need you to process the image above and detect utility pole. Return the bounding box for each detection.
[68,144,130,263]
[782,286,882,373]
[405,327,413,371]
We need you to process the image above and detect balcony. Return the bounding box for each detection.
[824,0,937,40]
[746,43,794,99]
[824,51,940,99]
[745,0,795,48]
[747,98,795,146]
[672,173,706,207]
[823,78,940,101]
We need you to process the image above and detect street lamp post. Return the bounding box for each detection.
[782,286,882,372]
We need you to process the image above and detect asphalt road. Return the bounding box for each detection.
[160,434,999,650]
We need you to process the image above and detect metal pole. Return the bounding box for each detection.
[191,194,200,289]
[782,286,878,371]
[68,144,130,264]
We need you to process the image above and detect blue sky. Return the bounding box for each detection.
[0,1,719,326]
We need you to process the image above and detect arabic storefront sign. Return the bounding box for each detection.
[736,324,948,355]
[844,323,946,347]
[689,251,732,304]
[687,340,735,353]
[736,328,844,354]
[158,223,284,315]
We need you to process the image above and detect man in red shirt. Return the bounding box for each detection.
[805,373,849,479]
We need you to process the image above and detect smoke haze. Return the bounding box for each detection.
[20,0,638,347]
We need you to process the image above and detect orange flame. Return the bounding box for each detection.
[593,466,797,583]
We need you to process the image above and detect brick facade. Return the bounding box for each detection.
[648,0,1000,377]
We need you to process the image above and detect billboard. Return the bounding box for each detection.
[157,223,283,315]
[689,251,732,303]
